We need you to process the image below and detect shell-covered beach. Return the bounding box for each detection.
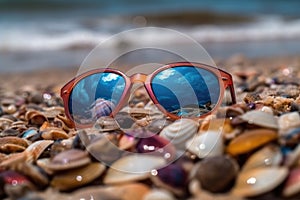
[1,54,300,199]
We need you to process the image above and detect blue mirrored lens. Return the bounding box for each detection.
[69,72,126,124]
[151,66,220,117]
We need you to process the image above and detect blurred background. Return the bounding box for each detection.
[1,0,300,73]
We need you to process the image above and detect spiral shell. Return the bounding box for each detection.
[91,98,115,119]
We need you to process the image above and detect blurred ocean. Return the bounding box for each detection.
[1,0,300,72]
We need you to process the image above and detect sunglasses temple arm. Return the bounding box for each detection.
[229,84,237,104]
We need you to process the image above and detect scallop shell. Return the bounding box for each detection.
[232,167,288,197]
[278,112,300,131]
[160,119,199,151]
[242,145,282,171]
[51,162,105,191]
[186,131,224,159]
[239,110,278,129]
[226,129,278,156]
[103,155,166,184]
[283,168,300,197]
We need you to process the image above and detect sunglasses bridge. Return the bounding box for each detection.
[130,73,147,83]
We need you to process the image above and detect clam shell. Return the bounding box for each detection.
[242,145,282,171]
[25,140,54,163]
[226,129,278,156]
[278,112,300,131]
[103,155,166,184]
[46,149,91,171]
[186,131,224,159]
[72,183,150,200]
[239,110,278,129]
[232,167,288,197]
[160,119,199,151]
[41,128,69,140]
[51,162,105,191]
[283,168,300,197]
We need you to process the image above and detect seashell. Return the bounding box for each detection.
[51,162,105,191]
[10,121,27,132]
[238,110,278,129]
[150,163,188,196]
[25,110,48,126]
[2,104,17,114]
[242,145,282,171]
[199,118,239,138]
[136,135,177,162]
[278,112,300,131]
[0,117,14,131]
[103,155,166,184]
[40,149,91,171]
[232,167,288,197]
[143,189,175,200]
[21,128,38,139]
[24,140,54,163]
[93,116,120,132]
[54,113,74,130]
[191,156,239,193]
[42,106,65,119]
[226,129,278,156]
[41,128,69,140]
[0,128,19,137]
[186,131,224,159]
[146,118,173,134]
[160,119,199,151]
[0,136,30,148]
[282,167,300,197]
[72,183,150,200]
[216,105,245,119]
[118,134,137,150]
[87,133,122,164]
[114,112,136,129]
[12,162,49,187]
[260,106,274,115]
[280,127,300,147]
[0,143,26,154]
[91,98,115,119]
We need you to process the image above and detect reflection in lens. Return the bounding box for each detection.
[151,66,220,117]
[69,72,126,124]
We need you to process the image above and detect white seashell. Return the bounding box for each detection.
[186,131,224,159]
[239,110,278,129]
[160,119,199,151]
[103,155,166,184]
[143,189,175,200]
[260,106,274,115]
[278,112,300,131]
[232,167,288,197]
[242,145,282,171]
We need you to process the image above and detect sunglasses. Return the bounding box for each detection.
[61,62,236,128]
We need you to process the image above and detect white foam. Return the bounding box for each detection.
[1,17,300,52]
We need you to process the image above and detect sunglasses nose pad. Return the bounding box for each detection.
[114,83,167,133]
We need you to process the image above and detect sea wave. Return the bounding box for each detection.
[1,17,300,52]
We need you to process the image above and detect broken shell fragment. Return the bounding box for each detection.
[278,112,300,131]
[232,167,288,197]
[226,129,278,156]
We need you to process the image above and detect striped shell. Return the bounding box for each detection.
[91,98,115,119]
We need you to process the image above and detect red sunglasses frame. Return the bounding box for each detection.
[61,62,236,128]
